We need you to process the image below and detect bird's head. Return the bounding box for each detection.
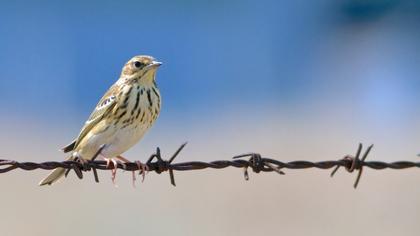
[120,55,162,84]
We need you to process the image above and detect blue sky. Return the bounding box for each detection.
[0,0,420,125]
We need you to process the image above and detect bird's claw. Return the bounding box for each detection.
[131,161,149,187]
[103,157,127,186]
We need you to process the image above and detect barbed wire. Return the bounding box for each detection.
[1,143,420,188]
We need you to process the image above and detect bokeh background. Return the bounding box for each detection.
[1,0,420,235]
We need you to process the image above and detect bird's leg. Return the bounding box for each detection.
[135,160,149,183]
[102,156,127,185]
[115,155,148,187]
[115,155,130,162]
[102,156,116,183]
[114,155,135,187]
[102,156,113,169]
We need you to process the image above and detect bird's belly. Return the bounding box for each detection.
[75,83,160,160]
[101,124,148,158]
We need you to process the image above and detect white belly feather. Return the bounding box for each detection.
[75,84,160,160]
[101,122,149,157]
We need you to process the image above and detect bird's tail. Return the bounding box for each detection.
[39,156,73,186]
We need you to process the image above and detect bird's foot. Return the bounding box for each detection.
[102,157,127,186]
[102,156,148,187]
[133,161,149,185]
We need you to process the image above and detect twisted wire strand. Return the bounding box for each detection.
[1,143,419,188]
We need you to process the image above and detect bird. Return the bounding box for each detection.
[39,55,162,186]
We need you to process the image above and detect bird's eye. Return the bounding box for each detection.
[133,61,143,68]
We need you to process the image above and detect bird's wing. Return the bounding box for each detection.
[62,139,76,153]
[66,84,120,151]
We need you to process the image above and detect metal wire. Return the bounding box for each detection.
[1,143,419,188]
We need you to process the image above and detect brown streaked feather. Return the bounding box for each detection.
[70,84,120,151]
[61,139,76,153]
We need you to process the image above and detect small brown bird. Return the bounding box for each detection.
[39,55,162,186]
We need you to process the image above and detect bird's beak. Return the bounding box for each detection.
[153,61,162,67]
[146,61,162,70]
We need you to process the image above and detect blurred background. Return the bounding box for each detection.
[1,0,420,235]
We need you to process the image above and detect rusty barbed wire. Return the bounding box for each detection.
[1,143,420,188]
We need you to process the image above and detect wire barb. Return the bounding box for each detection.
[1,143,419,188]
[330,143,374,188]
[145,142,187,186]
[233,153,285,180]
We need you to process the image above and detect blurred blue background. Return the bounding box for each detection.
[1,0,420,125]
[2,1,420,236]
